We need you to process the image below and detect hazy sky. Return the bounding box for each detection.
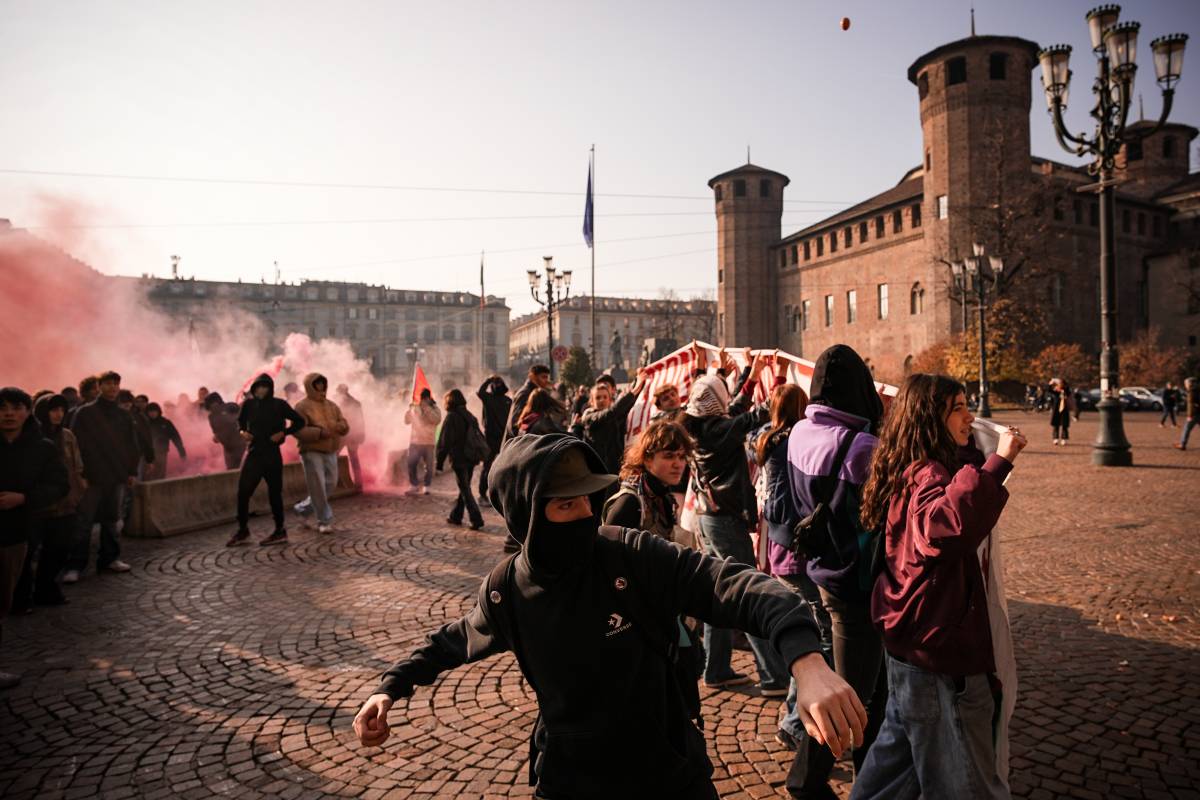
[2,0,1196,317]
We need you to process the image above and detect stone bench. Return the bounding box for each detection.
[125,455,360,538]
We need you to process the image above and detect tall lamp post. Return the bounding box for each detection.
[1038,6,1187,466]
[528,256,572,380]
[952,243,1004,418]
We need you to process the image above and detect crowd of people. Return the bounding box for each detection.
[0,368,374,689]
[4,343,1197,798]
[354,341,1071,799]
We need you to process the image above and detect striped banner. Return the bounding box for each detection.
[625,341,898,440]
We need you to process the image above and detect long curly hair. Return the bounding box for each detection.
[860,373,965,531]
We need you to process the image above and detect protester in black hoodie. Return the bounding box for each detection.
[144,402,186,480]
[476,375,512,503]
[355,433,867,800]
[436,389,485,531]
[227,374,305,547]
[67,371,139,576]
[0,387,69,688]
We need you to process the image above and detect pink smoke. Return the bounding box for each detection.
[0,208,459,491]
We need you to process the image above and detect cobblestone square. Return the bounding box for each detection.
[1,412,1196,799]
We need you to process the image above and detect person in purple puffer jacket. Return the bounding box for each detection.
[781,344,887,800]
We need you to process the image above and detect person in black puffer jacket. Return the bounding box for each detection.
[436,389,485,530]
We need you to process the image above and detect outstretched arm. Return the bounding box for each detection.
[355,598,506,748]
[629,531,867,758]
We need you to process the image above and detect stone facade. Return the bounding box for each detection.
[712,34,1199,382]
[509,294,716,374]
[126,276,510,388]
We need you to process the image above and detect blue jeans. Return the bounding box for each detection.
[695,513,788,688]
[1181,418,1197,448]
[776,571,833,740]
[850,655,1009,800]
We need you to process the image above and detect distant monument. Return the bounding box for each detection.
[609,330,624,370]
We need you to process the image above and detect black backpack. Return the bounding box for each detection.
[791,430,858,561]
[463,416,491,463]
[480,526,703,783]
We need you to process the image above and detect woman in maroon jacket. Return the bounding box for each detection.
[850,374,1026,800]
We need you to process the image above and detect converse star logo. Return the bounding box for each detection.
[614,577,628,590]
[606,612,632,637]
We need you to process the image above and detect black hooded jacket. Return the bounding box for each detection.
[1,417,69,547]
[476,376,512,452]
[808,344,884,436]
[236,374,306,456]
[374,434,821,799]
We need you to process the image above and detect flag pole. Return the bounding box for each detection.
[589,144,596,372]
[479,250,485,380]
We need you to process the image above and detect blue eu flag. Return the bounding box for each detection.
[582,162,594,248]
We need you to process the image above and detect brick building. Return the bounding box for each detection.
[711,33,1199,381]
[128,277,511,388]
[508,294,716,374]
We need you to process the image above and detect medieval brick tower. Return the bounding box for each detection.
[910,35,1040,277]
[709,164,789,348]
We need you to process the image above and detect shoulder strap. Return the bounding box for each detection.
[817,429,859,508]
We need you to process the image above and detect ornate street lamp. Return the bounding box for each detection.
[952,244,1004,419]
[528,256,572,379]
[1038,5,1187,466]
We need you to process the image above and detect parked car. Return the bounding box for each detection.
[1119,389,1148,410]
[1075,389,1098,412]
[1123,386,1163,411]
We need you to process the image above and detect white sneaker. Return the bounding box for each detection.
[318,523,333,534]
[61,570,81,584]
[420,486,429,495]
[103,560,132,573]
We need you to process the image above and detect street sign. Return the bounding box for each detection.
[551,345,569,363]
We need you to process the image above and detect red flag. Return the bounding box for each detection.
[411,363,431,404]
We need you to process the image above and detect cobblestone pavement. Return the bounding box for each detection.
[1,412,1196,799]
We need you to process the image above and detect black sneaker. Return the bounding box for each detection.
[446,517,462,526]
[469,521,485,531]
[226,528,251,547]
[259,529,288,546]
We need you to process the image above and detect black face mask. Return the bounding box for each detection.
[531,513,598,575]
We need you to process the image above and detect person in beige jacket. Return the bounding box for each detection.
[293,373,350,533]
[404,389,441,495]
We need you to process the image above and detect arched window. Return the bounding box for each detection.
[910,283,925,315]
